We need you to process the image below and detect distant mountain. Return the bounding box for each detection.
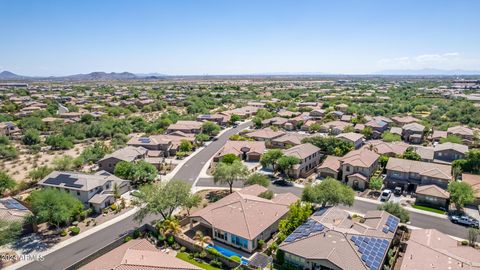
[62,71,138,80]
[375,68,480,76]
[135,72,168,77]
[0,71,28,80]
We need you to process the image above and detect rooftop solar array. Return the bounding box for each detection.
[43,173,84,189]
[283,219,324,243]
[384,216,399,233]
[351,235,389,270]
[1,198,28,210]
[139,137,151,143]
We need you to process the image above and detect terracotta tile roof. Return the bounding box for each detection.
[435,142,469,154]
[415,184,450,199]
[336,132,364,142]
[386,158,452,181]
[402,123,425,132]
[282,143,321,159]
[319,155,341,171]
[401,229,480,270]
[216,140,266,157]
[190,185,298,240]
[447,125,474,136]
[272,133,309,146]
[80,239,201,270]
[462,173,480,199]
[245,128,285,140]
[340,149,379,168]
[364,140,409,156]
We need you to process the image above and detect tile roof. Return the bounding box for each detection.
[216,140,266,157]
[434,142,469,154]
[340,149,379,168]
[245,128,285,140]
[462,173,480,199]
[447,125,474,136]
[190,185,298,240]
[282,143,321,159]
[319,155,342,171]
[386,158,452,181]
[415,184,450,199]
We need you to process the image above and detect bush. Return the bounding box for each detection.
[207,247,221,257]
[60,229,67,237]
[124,236,132,242]
[199,250,207,258]
[172,243,181,250]
[69,226,80,235]
[258,239,265,248]
[461,240,469,246]
[133,229,141,239]
[180,246,187,252]
[209,259,222,268]
[167,235,175,245]
[230,255,241,263]
[110,203,117,211]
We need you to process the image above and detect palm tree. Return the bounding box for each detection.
[162,218,182,236]
[193,230,212,248]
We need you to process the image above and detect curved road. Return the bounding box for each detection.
[18,119,470,269]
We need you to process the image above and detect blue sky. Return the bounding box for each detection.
[1,0,479,75]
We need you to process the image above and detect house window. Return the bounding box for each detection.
[346,166,350,172]
[77,191,80,196]
[231,234,248,249]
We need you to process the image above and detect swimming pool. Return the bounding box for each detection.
[206,244,248,265]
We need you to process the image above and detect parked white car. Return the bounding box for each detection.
[380,189,392,202]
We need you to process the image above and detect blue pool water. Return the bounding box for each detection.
[206,244,248,265]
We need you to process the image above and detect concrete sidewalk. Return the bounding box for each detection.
[5,207,139,270]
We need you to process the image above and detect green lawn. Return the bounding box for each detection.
[412,204,446,214]
[175,252,221,270]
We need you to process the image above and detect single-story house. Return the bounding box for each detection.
[278,207,399,270]
[336,132,364,149]
[98,146,148,173]
[190,185,298,253]
[215,140,266,162]
[317,155,341,179]
[166,120,203,134]
[433,142,468,163]
[415,184,450,210]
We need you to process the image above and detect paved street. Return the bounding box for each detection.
[16,120,470,269]
[171,121,252,184]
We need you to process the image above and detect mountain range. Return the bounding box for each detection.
[1,69,480,81]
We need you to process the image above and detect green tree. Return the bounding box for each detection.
[22,129,41,145]
[448,181,475,210]
[302,178,355,207]
[440,135,463,144]
[114,161,158,186]
[0,171,16,196]
[28,166,53,182]
[379,155,390,168]
[382,132,401,142]
[132,180,191,221]
[245,173,270,187]
[0,220,22,246]
[302,136,353,156]
[260,149,284,169]
[220,153,240,164]
[402,148,421,161]
[377,202,410,223]
[229,114,241,124]
[276,201,312,243]
[28,188,84,228]
[276,156,300,176]
[308,123,322,133]
[195,133,210,142]
[362,126,373,139]
[179,140,193,152]
[369,176,383,191]
[456,150,480,174]
[183,193,202,215]
[78,142,110,164]
[53,155,76,171]
[213,160,249,193]
[202,121,221,136]
[45,134,74,150]
[0,145,19,160]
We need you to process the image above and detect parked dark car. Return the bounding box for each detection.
[272,179,293,187]
[393,187,402,196]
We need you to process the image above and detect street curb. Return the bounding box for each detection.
[5,207,139,270]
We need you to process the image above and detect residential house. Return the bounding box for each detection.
[365,119,389,138]
[309,109,325,119]
[320,121,352,135]
[80,239,201,270]
[317,155,341,179]
[431,130,448,142]
[433,142,468,163]
[271,133,309,148]
[166,120,203,134]
[363,140,409,157]
[189,185,298,253]
[415,185,450,210]
[261,117,289,128]
[0,197,34,233]
[335,103,349,112]
[196,114,230,126]
[392,115,419,126]
[214,140,266,162]
[336,132,364,149]
[340,149,380,190]
[245,128,285,147]
[98,146,148,173]
[278,207,399,270]
[38,171,130,212]
[401,229,480,270]
[390,127,402,137]
[0,122,21,137]
[282,143,322,178]
[462,173,480,205]
[385,158,452,191]
[402,123,425,144]
[127,132,195,157]
[225,106,259,118]
[447,125,475,145]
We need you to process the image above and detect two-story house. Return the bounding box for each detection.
[282,143,322,178]
[339,148,380,190]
